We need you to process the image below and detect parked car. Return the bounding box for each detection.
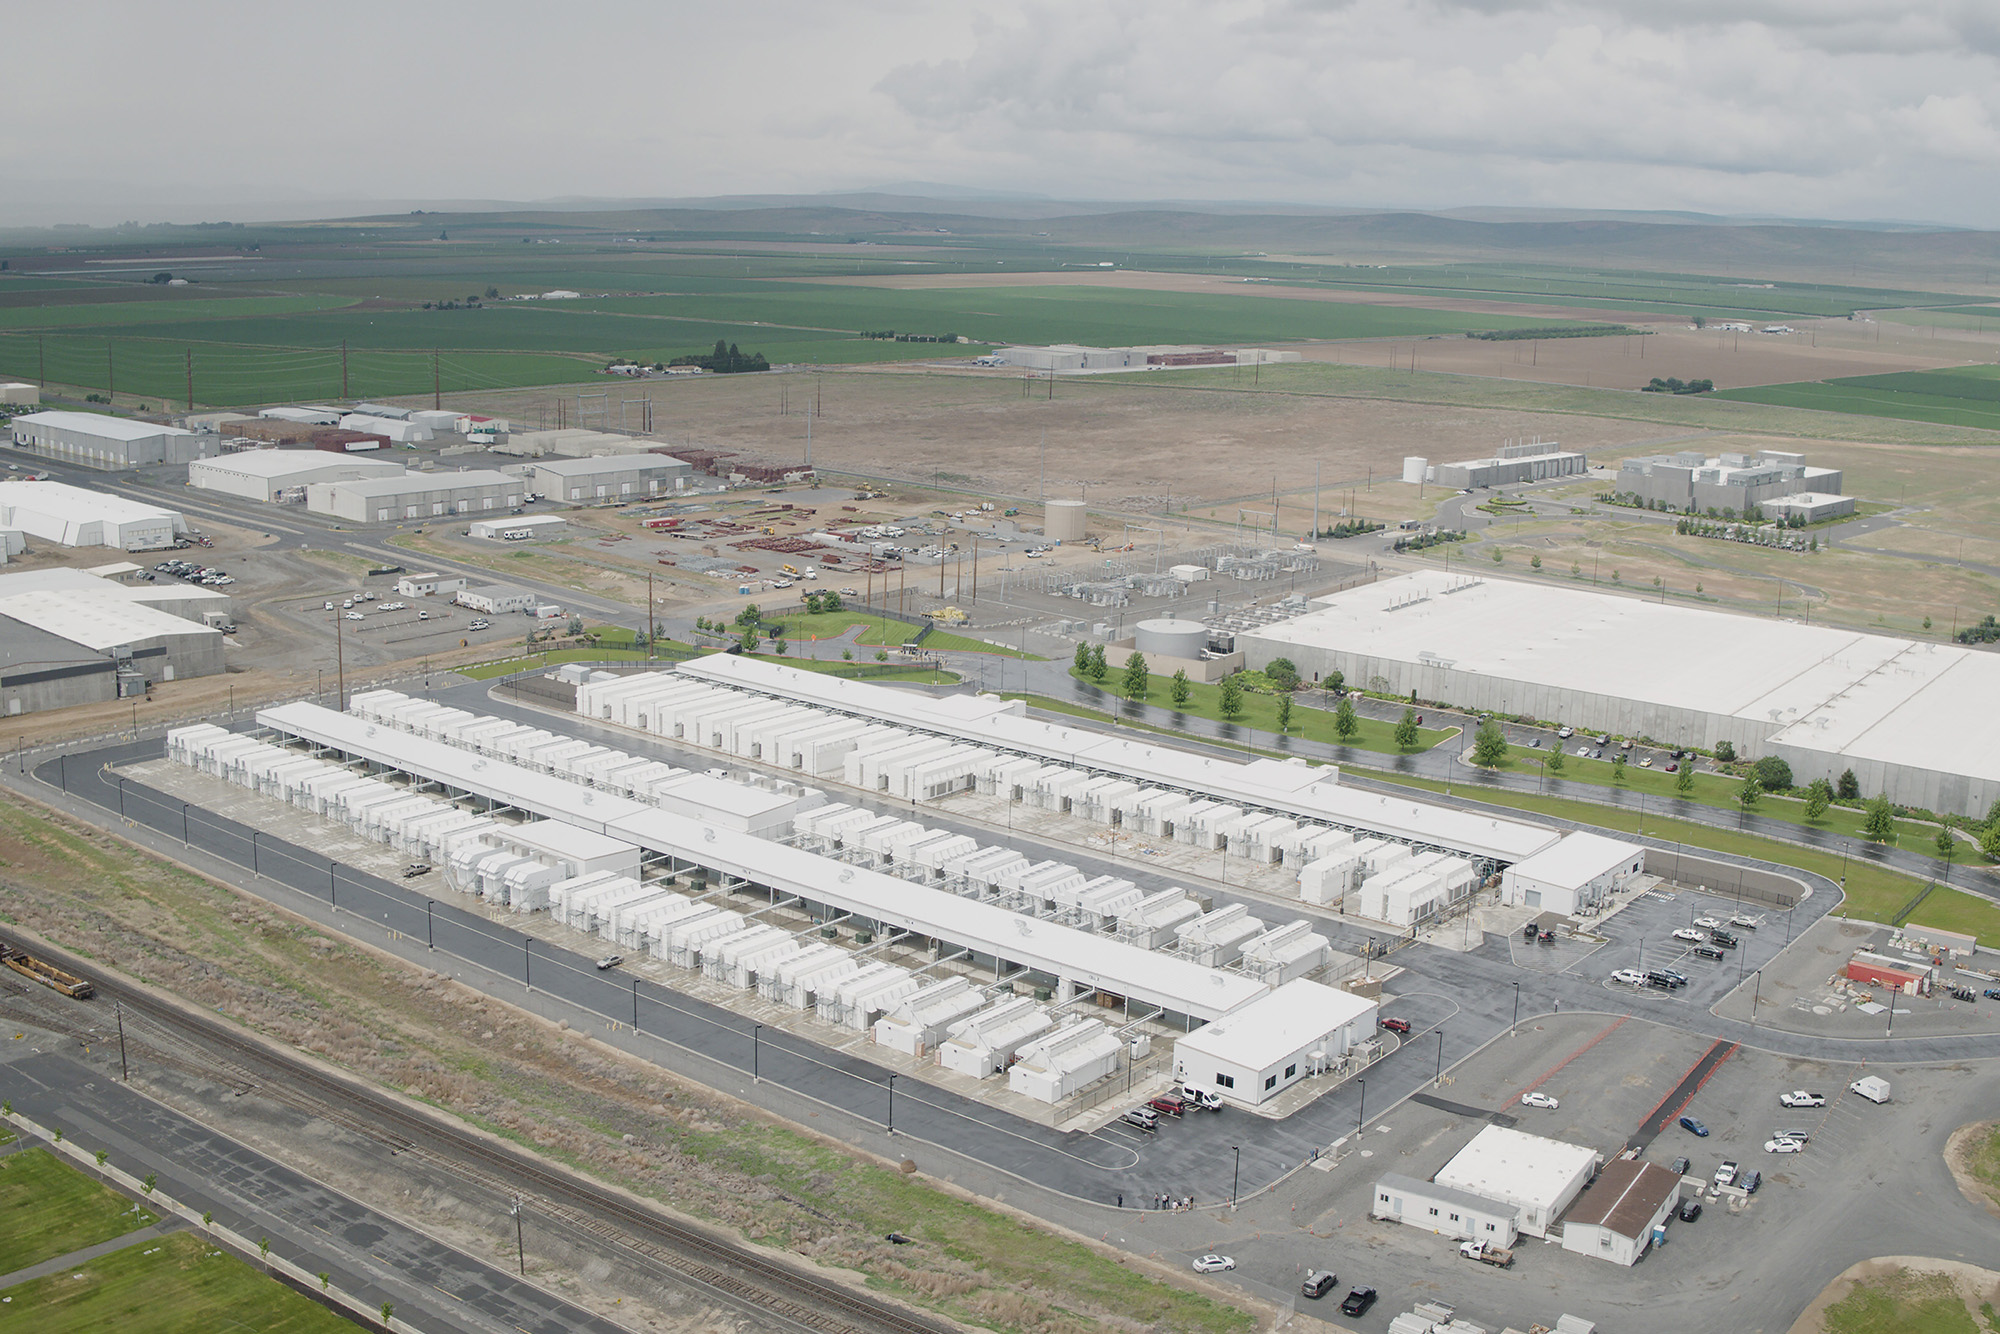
[1191,1254,1235,1273]
[1644,971,1680,990]
[1730,914,1762,929]
[1379,1017,1411,1035]
[1557,726,1573,738]
[1740,1169,1762,1193]
[1178,1084,1224,1112]
[1714,1160,1739,1185]
[1672,928,1705,943]
[467,618,491,631]
[1764,1138,1804,1154]
[1985,989,2000,1002]
[1772,1128,1810,1143]
[1537,929,1556,943]
[1665,762,1679,772]
[1146,1095,1187,1118]
[344,611,364,621]
[1679,1115,1710,1137]
[1120,1108,1158,1132]
[1780,1090,1826,1108]
[1341,1286,1378,1317]
[594,954,624,970]
[1611,968,1646,985]
[1575,746,1593,757]
[1708,930,1739,949]
[1694,944,1726,961]
[1639,756,1653,767]
[1669,1155,1691,1176]
[1692,916,1721,929]
[1521,1091,1560,1109]
[1678,1199,1703,1222]
[1302,1270,1338,1299]
[1660,968,1690,986]
[401,863,432,878]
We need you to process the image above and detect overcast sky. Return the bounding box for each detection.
[7,0,1999,227]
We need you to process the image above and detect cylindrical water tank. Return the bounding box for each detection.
[1133,618,1207,659]
[1044,499,1087,542]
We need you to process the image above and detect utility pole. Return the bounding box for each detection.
[341,340,349,399]
[1039,430,1046,501]
[646,572,655,661]
[804,404,812,468]
[115,1001,128,1080]
[334,602,346,710]
[433,349,441,410]
[38,335,45,388]
[510,1196,525,1276]
[185,349,193,411]
[107,340,114,402]
[1311,460,1320,541]
[970,535,978,601]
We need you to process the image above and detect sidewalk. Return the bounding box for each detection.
[0,1218,186,1292]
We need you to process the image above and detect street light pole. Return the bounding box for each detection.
[1231,1145,1241,1206]
[425,900,434,950]
[753,1023,762,1083]
[510,1195,525,1276]
[1356,1079,1366,1137]
[886,1073,896,1135]
[1512,982,1520,1033]
[115,1001,128,1081]
[1435,1029,1445,1087]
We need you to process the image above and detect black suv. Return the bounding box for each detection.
[1708,930,1739,949]
[1644,970,1683,989]
[1678,1199,1703,1222]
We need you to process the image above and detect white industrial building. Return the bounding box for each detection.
[260,406,341,426]
[307,470,523,523]
[187,450,407,502]
[340,413,433,444]
[468,515,566,540]
[1,384,39,406]
[397,572,468,599]
[9,410,217,470]
[1171,979,1377,1107]
[1500,832,1645,916]
[1616,448,1843,516]
[0,480,186,550]
[0,568,225,712]
[1558,1160,1683,1266]
[1432,1126,1601,1239]
[1240,569,2000,819]
[1431,441,1587,491]
[516,455,692,502]
[1371,1172,1520,1247]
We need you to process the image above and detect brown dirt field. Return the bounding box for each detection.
[449,370,1688,515]
[1309,321,1974,389]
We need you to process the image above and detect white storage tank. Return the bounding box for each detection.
[1133,617,1207,660]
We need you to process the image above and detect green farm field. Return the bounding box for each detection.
[1716,366,2000,431]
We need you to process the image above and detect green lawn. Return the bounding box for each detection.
[1821,1266,1981,1334]
[766,611,1039,657]
[0,1231,352,1334]
[0,1148,157,1274]
[1068,669,1454,757]
[458,639,957,684]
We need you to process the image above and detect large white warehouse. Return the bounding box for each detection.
[0,479,187,550]
[1239,570,2000,819]
[517,454,692,502]
[188,450,406,502]
[9,410,218,470]
[306,470,523,522]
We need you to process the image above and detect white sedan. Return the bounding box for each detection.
[1672,928,1706,943]
[1764,1138,1805,1154]
[344,611,364,621]
[1779,1090,1826,1108]
[1692,916,1722,929]
[1520,1091,1560,1110]
[1192,1254,1236,1273]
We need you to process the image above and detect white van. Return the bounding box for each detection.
[1849,1076,1891,1104]
[1178,1083,1224,1112]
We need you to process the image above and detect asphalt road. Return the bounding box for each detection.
[0,1050,626,1334]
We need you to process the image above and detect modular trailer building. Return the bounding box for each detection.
[1239,570,2000,819]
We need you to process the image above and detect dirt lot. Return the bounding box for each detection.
[1310,320,1974,390]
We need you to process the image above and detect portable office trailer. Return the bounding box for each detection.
[1177,903,1265,966]
[874,976,986,1056]
[937,998,1055,1079]
[1007,1019,1123,1103]
[1240,920,1331,985]
[1118,889,1203,949]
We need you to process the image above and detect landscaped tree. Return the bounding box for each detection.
[1676,762,1695,795]
[1980,822,2000,864]
[1611,751,1627,781]
[1325,669,1345,695]
[1471,719,1509,767]
[1219,676,1244,719]
[1276,694,1293,733]
[1394,707,1419,750]
[738,628,758,653]
[736,603,760,628]
[1715,740,1736,764]
[823,592,843,612]
[1123,651,1150,700]
[1837,768,1860,800]
[1334,695,1360,742]
[1804,779,1832,822]
[1087,644,1109,682]
[1752,756,1793,791]
[1265,656,1300,691]
[1547,745,1565,773]
[1530,554,1542,569]
[1863,795,1896,842]
[1073,641,1092,673]
[1737,774,1760,811]
[1170,669,1191,708]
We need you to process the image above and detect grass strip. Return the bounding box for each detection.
[0,1231,352,1334]
[0,1148,157,1274]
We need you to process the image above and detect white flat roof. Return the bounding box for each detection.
[0,588,218,649]
[1435,1125,1599,1208]
[672,655,1559,862]
[0,479,182,525]
[13,410,191,441]
[531,455,686,476]
[320,470,516,498]
[1252,571,2000,787]
[1174,978,1376,1069]
[194,450,404,480]
[1506,831,1644,890]
[256,701,1268,1021]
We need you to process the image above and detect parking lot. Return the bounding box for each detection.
[1584,885,1804,1013]
[1130,1011,2000,1334]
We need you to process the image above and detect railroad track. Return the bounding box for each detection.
[0,929,955,1334]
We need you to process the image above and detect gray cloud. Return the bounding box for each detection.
[1,1,1993,226]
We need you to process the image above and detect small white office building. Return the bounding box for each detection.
[1500,832,1646,916]
[1171,978,1377,1108]
[1370,1172,1521,1247]
[1558,1160,1683,1266]
[1433,1125,1601,1239]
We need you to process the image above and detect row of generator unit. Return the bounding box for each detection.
[346,689,820,838]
